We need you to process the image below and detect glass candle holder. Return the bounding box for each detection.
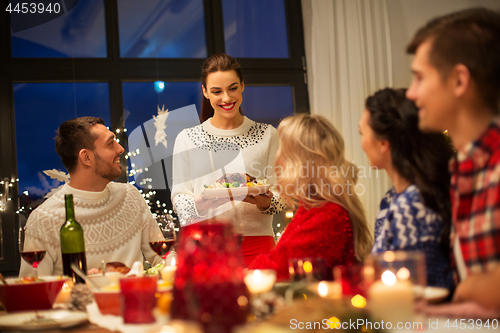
[366,251,427,326]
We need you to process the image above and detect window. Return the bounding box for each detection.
[222,0,289,58]
[11,0,107,58]
[14,83,110,195]
[0,0,308,275]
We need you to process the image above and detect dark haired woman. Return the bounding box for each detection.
[171,53,285,265]
[358,88,454,290]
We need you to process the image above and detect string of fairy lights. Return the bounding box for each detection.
[9,125,292,238]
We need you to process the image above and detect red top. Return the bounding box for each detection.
[449,116,500,275]
[248,201,356,281]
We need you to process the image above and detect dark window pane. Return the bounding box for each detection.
[10,0,107,58]
[242,86,293,128]
[118,0,206,58]
[14,83,110,198]
[122,81,201,214]
[222,0,289,58]
[122,82,201,133]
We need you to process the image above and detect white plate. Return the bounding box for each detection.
[425,286,450,303]
[0,310,88,331]
[201,184,270,199]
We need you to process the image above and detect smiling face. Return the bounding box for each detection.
[406,40,457,132]
[90,124,124,181]
[202,70,244,123]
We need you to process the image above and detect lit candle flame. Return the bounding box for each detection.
[396,267,410,280]
[252,269,262,283]
[303,261,313,273]
[171,257,176,267]
[318,281,328,297]
[381,270,397,286]
[351,294,367,308]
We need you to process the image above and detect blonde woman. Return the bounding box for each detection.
[248,114,372,281]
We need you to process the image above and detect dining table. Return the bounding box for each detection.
[1,281,498,333]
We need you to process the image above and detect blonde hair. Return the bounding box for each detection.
[275,114,372,261]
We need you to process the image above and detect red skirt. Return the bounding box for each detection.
[241,236,275,267]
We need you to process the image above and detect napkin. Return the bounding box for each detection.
[86,302,169,333]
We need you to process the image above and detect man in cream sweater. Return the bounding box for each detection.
[19,117,161,277]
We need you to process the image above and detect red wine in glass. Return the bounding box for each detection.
[21,251,46,268]
[149,240,175,258]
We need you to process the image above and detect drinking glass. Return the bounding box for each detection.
[288,257,332,282]
[18,224,46,278]
[149,214,176,264]
[333,264,371,297]
[120,276,158,324]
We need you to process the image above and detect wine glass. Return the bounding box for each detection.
[149,214,176,265]
[18,224,46,278]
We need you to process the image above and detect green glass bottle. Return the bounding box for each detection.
[60,194,87,284]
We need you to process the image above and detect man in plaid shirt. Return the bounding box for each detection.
[406,8,500,311]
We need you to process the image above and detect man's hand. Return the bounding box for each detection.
[452,266,500,311]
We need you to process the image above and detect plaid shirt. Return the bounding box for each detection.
[449,116,500,275]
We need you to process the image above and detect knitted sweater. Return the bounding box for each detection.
[372,185,454,289]
[248,202,356,281]
[171,117,285,235]
[19,183,162,277]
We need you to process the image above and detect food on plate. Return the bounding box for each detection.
[95,262,131,275]
[145,263,164,276]
[13,276,45,283]
[204,173,267,189]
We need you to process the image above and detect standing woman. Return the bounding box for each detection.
[171,53,285,265]
[359,88,454,289]
[249,114,372,281]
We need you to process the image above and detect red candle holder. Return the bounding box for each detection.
[170,220,250,333]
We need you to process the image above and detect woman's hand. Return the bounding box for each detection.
[194,195,231,216]
[243,191,273,211]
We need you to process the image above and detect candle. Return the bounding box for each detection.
[368,270,414,324]
[243,269,276,294]
[316,281,342,299]
[54,282,72,304]
[161,257,177,284]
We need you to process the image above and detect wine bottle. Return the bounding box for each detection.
[60,194,88,284]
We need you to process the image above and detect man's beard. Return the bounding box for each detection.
[94,152,122,181]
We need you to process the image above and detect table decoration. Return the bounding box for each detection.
[366,250,427,326]
[170,220,250,333]
[161,256,177,284]
[244,270,276,294]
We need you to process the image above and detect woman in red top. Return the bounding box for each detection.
[249,114,372,281]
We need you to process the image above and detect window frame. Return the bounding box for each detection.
[0,0,309,275]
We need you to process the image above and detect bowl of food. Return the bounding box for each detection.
[94,290,121,316]
[0,276,68,312]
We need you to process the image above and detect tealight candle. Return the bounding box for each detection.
[316,281,342,299]
[161,257,177,283]
[243,269,276,294]
[54,282,72,304]
[368,270,414,324]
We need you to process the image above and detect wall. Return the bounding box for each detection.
[386,0,500,88]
